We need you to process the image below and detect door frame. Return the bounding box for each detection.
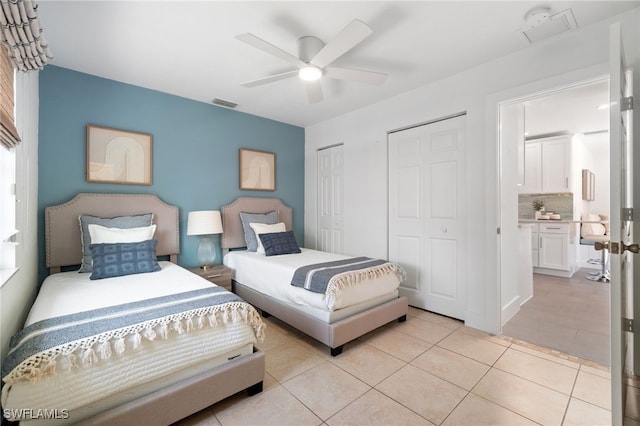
[484,63,610,335]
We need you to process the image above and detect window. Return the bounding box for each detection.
[0,45,19,285]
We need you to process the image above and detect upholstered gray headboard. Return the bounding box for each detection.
[45,193,180,273]
[220,197,293,251]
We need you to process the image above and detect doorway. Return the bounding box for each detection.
[498,78,611,366]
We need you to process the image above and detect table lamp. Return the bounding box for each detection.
[187,210,223,270]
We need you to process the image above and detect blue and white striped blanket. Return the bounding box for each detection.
[290,257,406,307]
[2,287,265,385]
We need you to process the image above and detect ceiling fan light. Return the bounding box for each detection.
[299,66,322,81]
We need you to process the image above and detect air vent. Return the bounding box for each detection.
[520,8,577,44]
[212,98,238,109]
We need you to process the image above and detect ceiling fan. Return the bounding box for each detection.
[236,19,387,103]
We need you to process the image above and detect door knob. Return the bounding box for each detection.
[622,243,639,254]
[594,241,609,251]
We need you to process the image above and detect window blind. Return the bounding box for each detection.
[0,45,20,149]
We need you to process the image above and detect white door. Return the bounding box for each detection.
[317,144,343,253]
[389,115,467,319]
[608,22,635,426]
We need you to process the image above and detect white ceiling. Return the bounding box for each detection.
[524,78,610,137]
[37,1,638,128]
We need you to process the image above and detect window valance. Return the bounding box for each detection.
[0,0,53,71]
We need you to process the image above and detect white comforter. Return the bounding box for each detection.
[2,262,259,425]
[224,248,402,311]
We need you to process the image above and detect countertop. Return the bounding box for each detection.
[519,219,575,224]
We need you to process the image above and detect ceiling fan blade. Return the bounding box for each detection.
[236,33,306,68]
[306,81,323,104]
[310,19,373,68]
[325,67,387,85]
[240,70,298,88]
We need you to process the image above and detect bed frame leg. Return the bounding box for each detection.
[261,310,271,318]
[330,345,344,357]
[398,315,407,323]
[247,381,263,396]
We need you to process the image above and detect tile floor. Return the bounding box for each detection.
[175,306,640,426]
[502,268,610,366]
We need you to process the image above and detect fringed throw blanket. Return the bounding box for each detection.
[2,287,265,385]
[291,257,406,309]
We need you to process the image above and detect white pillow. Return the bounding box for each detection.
[88,223,157,244]
[249,222,286,254]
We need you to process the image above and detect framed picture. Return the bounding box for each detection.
[239,148,276,191]
[582,169,595,201]
[86,125,153,185]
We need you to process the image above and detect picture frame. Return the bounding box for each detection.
[86,125,153,185]
[239,148,276,191]
[582,169,595,201]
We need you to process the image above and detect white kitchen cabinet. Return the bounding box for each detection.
[531,224,539,267]
[526,222,575,276]
[520,136,571,193]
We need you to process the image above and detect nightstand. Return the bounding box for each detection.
[187,265,233,292]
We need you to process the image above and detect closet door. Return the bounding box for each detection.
[388,115,467,320]
[317,144,343,253]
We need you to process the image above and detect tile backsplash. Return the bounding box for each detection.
[519,193,573,220]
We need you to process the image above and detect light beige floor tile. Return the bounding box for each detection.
[563,397,612,426]
[410,309,463,330]
[392,316,456,344]
[438,330,508,366]
[264,371,278,391]
[265,341,324,383]
[458,326,512,347]
[473,368,569,425]
[327,389,433,426]
[578,363,611,379]
[173,407,219,426]
[362,327,432,362]
[411,346,490,391]
[376,364,467,425]
[282,361,369,420]
[215,385,321,426]
[573,370,612,410]
[442,393,538,425]
[494,347,578,394]
[510,342,581,369]
[294,332,341,361]
[328,341,405,386]
[255,321,296,352]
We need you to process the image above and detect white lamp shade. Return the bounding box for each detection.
[187,211,223,236]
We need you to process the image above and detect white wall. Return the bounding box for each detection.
[0,71,40,362]
[305,9,640,334]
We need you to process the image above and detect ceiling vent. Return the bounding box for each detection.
[520,8,577,44]
[212,98,238,109]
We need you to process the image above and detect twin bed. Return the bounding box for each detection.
[1,193,408,425]
[221,197,408,356]
[2,194,265,425]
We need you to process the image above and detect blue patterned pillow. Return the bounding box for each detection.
[258,231,301,256]
[239,210,279,251]
[79,213,153,273]
[89,239,161,280]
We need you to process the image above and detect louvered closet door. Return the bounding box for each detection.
[388,115,467,320]
[317,144,343,253]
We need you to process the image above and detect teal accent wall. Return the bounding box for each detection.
[38,66,304,281]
